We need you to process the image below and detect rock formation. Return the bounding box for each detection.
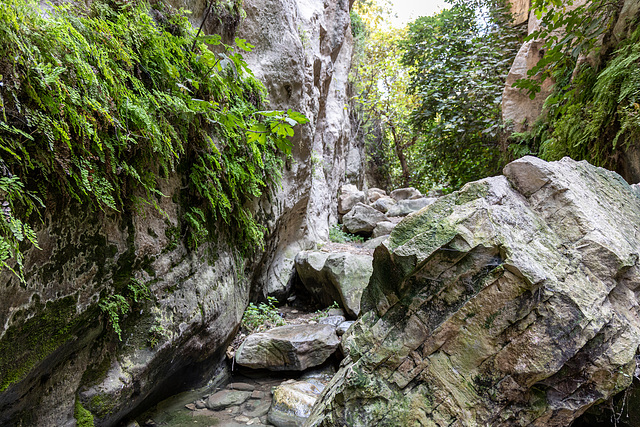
[0,0,359,425]
[308,157,640,426]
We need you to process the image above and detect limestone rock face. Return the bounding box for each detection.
[0,0,358,425]
[235,324,339,371]
[308,157,640,426]
[237,0,362,297]
[385,197,436,217]
[295,250,373,317]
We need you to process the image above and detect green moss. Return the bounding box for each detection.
[0,295,80,391]
[89,392,118,418]
[74,398,95,427]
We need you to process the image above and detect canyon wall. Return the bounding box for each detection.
[0,0,359,425]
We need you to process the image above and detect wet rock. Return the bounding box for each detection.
[390,187,421,201]
[385,197,436,217]
[267,371,333,427]
[205,390,252,410]
[309,157,640,426]
[295,251,373,317]
[235,324,339,371]
[342,203,387,235]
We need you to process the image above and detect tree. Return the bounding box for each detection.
[401,0,523,190]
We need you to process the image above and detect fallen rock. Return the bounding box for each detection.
[205,390,252,410]
[390,187,421,201]
[342,203,387,235]
[372,220,396,238]
[362,235,388,250]
[308,157,640,426]
[366,188,387,203]
[370,196,396,213]
[338,184,365,215]
[267,368,334,427]
[235,324,339,371]
[295,251,373,317]
[385,197,436,217]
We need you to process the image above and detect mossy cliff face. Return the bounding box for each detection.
[308,157,640,426]
[0,1,358,426]
[0,176,249,426]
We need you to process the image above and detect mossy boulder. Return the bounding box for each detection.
[308,157,640,426]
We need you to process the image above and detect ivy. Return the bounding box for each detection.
[0,0,308,276]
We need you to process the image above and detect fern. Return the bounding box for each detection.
[0,0,308,274]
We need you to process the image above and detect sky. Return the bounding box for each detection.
[388,0,449,27]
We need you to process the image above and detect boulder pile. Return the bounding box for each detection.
[338,185,437,238]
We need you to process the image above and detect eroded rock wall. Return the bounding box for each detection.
[0,0,358,425]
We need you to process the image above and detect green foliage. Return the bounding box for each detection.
[99,278,151,341]
[401,0,524,189]
[0,0,307,276]
[99,294,130,341]
[311,301,340,321]
[510,1,640,173]
[328,224,364,243]
[240,296,285,333]
[513,0,617,98]
[74,398,95,427]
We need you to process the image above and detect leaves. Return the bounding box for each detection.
[0,0,307,274]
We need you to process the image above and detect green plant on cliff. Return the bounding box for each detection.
[240,296,285,333]
[74,398,95,427]
[507,0,640,176]
[0,0,307,278]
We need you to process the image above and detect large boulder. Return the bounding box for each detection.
[235,324,339,371]
[308,157,640,426]
[342,203,387,235]
[295,251,374,317]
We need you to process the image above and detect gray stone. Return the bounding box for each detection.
[362,235,389,250]
[336,321,354,336]
[205,390,252,410]
[370,196,396,213]
[309,157,640,426]
[366,188,386,203]
[267,375,332,427]
[295,251,373,317]
[342,203,387,235]
[318,315,345,327]
[235,324,339,371]
[385,197,437,217]
[390,187,421,201]
[337,188,365,215]
[228,382,255,391]
[372,220,396,238]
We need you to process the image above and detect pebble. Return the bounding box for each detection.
[184,403,196,411]
[235,415,251,422]
[250,390,264,399]
[195,400,206,409]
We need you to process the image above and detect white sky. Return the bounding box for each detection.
[388,0,449,27]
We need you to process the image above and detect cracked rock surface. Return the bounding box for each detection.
[308,157,640,426]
